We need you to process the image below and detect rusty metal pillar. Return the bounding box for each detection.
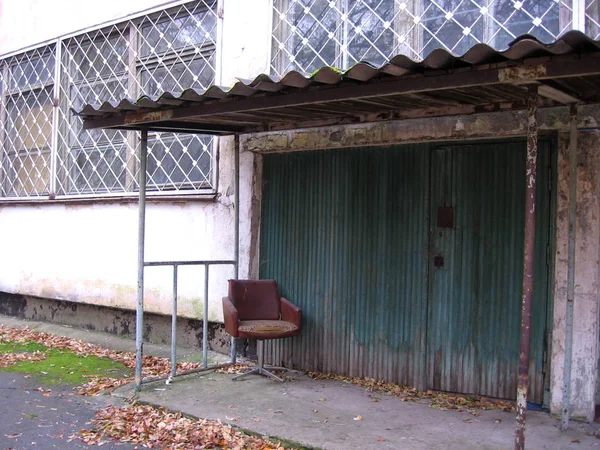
[515,86,539,450]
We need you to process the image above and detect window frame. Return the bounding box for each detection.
[1,49,55,198]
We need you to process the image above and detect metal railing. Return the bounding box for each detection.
[143,259,237,383]
[132,129,240,389]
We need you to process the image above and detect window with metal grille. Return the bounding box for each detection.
[0,0,218,200]
[271,0,581,77]
[1,48,55,197]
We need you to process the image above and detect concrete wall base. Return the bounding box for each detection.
[0,291,231,355]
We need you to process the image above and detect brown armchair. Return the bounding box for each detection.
[223,279,301,382]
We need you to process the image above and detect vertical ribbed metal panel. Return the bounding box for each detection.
[427,140,554,402]
[260,139,554,401]
[260,145,430,388]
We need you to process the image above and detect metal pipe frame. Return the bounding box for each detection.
[231,134,240,364]
[170,265,178,380]
[141,363,232,385]
[158,260,237,383]
[134,133,241,389]
[134,128,148,391]
[514,86,539,450]
[561,104,579,431]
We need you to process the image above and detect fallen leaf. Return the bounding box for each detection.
[307,370,516,413]
[377,438,385,442]
[5,433,22,438]
[71,404,281,449]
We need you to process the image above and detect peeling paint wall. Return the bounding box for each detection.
[0,292,230,352]
[551,131,600,421]
[242,105,600,154]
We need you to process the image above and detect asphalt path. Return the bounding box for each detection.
[0,372,135,450]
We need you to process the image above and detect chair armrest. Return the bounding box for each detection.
[280,297,302,329]
[222,297,239,337]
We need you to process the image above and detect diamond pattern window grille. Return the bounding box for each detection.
[587,0,600,39]
[272,0,599,77]
[0,47,55,197]
[0,1,217,199]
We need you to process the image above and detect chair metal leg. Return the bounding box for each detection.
[232,340,286,382]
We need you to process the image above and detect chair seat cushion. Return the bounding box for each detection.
[237,319,299,339]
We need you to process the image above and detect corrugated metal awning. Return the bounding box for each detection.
[77,31,600,135]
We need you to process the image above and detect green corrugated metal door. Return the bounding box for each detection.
[260,139,554,401]
[427,140,554,402]
[260,145,430,388]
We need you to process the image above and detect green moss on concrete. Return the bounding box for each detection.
[0,341,47,353]
[0,341,131,385]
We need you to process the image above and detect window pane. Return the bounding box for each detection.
[347,0,396,65]
[272,0,340,75]
[2,88,52,196]
[69,81,127,147]
[421,0,484,57]
[490,0,561,50]
[140,11,217,56]
[587,0,600,40]
[140,55,215,96]
[70,146,127,193]
[68,34,128,82]
[147,134,212,189]
[2,150,51,196]
[7,90,53,152]
[9,52,54,90]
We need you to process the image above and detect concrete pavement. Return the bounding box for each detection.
[1,315,599,449]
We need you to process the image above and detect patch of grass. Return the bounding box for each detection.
[0,342,131,386]
[0,341,48,354]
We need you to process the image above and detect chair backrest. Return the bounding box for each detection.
[228,279,281,321]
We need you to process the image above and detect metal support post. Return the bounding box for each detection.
[561,104,578,431]
[134,129,148,391]
[515,87,539,450]
[169,265,178,381]
[203,264,209,369]
[231,134,240,364]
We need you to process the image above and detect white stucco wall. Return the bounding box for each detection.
[0,0,272,321]
[0,0,174,55]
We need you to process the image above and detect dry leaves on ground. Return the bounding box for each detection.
[72,403,287,450]
[215,363,251,374]
[0,325,201,395]
[307,372,515,415]
[0,351,46,367]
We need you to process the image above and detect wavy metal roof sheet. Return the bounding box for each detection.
[78,31,600,134]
